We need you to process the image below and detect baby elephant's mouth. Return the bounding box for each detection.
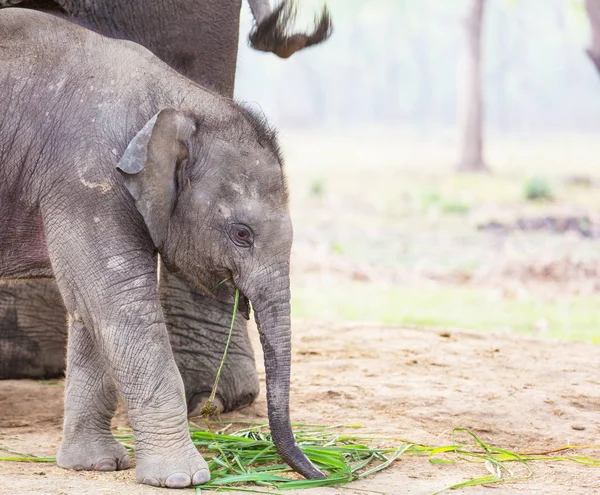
[209,276,251,320]
[236,292,251,320]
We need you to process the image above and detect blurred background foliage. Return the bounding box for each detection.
[236,0,600,342]
[236,0,598,133]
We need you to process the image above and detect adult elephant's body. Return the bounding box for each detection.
[0,0,330,415]
[41,0,244,96]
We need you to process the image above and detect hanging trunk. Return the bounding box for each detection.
[249,279,325,479]
[585,0,600,75]
[457,0,488,172]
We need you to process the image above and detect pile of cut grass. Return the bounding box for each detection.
[115,421,409,490]
[2,424,599,493]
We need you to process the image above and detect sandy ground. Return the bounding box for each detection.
[1,321,599,495]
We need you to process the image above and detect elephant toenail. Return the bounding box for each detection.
[192,468,210,485]
[117,455,131,470]
[165,473,192,488]
[142,477,161,487]
[94,458,117,471]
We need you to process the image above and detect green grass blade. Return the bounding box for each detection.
[0,456,55,462]
[358,444,411,478]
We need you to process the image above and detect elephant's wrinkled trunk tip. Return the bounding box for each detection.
[272,429,327,479]
[267,393,327,479]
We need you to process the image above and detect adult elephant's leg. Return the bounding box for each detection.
[0,280,67,379]
[159,264,259,415]
[57,318,130,471]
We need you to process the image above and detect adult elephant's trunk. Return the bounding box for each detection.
[249,279,326,479]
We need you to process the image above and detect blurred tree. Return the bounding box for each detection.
[457,0,488,172]
[585,0,600,74]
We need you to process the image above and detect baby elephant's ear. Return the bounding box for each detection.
[117,108,197,247]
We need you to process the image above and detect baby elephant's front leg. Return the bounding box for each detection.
[45,207,210,488]
[57,318,130,471]
[119,313,211,488]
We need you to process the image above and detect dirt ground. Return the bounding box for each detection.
[1,320,599,495]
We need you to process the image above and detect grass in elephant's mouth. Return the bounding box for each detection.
[200,287,239,419]
[2,426,599,492]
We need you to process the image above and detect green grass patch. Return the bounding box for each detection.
[525,176,554,201]
[292,282,600,342]
[441,200,470,215]
[308,178,327,198]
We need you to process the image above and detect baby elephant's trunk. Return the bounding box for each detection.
[250,281,326,479]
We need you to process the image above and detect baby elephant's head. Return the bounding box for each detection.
[117,107,324,481]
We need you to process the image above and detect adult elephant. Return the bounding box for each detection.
[0,0,331,416]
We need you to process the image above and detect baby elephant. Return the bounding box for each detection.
[0,8,324,488]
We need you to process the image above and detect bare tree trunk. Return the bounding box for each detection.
[457,0,488,172]
[585,0,600,75]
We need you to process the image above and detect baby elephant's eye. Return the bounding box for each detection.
[229,223,254,248]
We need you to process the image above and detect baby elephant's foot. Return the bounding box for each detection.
[57,437,131,471]
[136,448,210,488]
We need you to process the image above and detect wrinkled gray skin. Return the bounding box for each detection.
[0,0,331,417]
[0,9,325,487]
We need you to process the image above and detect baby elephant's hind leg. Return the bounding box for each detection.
[0,280,67,379]
[57,318,130,472]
